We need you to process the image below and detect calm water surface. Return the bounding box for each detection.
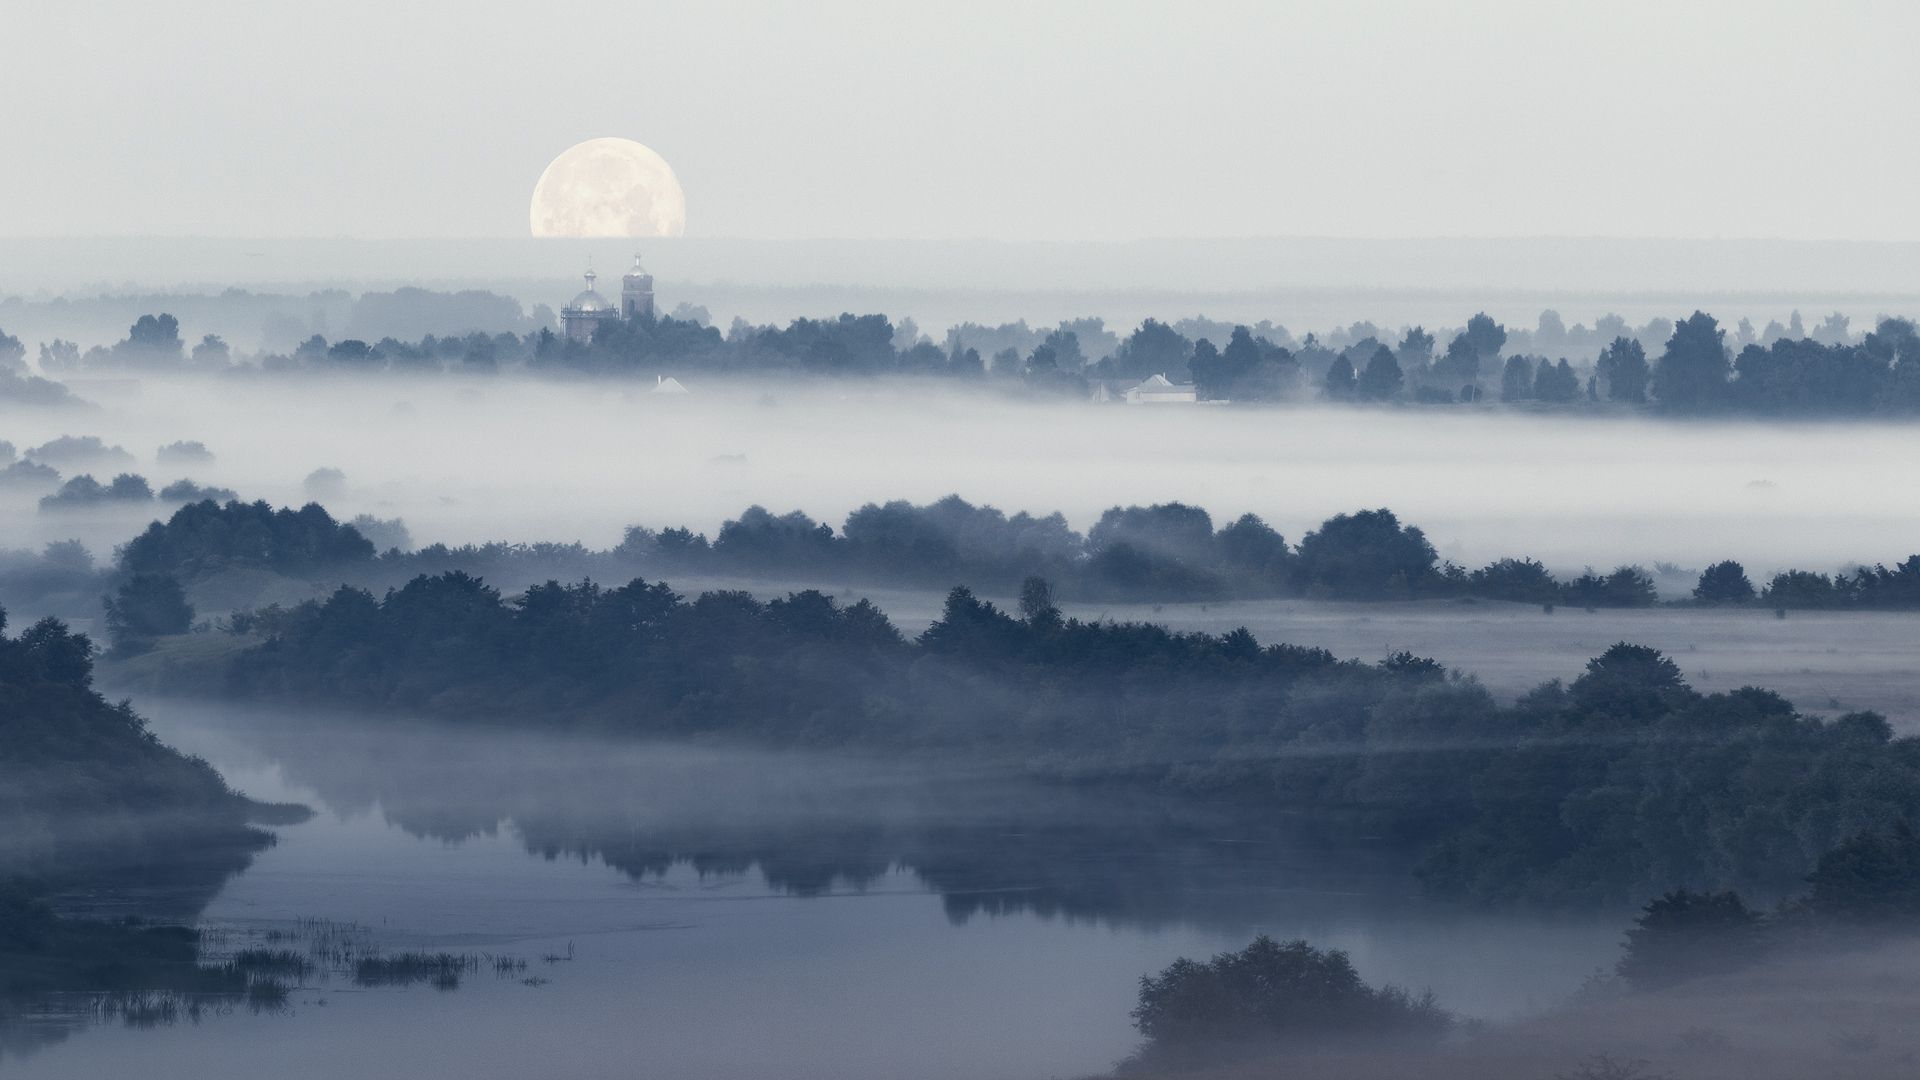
[8,699,1623,1080]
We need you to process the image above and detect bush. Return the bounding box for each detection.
[1131,935,1450,1063]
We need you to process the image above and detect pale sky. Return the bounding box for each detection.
[3,0,1916,241]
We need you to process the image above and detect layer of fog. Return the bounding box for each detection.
[5,375,1917,577]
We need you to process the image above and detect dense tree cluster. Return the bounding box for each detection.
[0,605,253,870]
[1687,557,1920,610]
[118,499,375,579]
[153,572,1920,904]
[109,496,1920,615]
[1613,819,1920,991]
[38,473,153,510]
[1645,311,1920,416]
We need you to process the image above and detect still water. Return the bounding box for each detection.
[9,700,1623,1080]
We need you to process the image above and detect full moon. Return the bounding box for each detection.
[529,137,687,238]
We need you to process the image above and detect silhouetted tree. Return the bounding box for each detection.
[1357,345,1403,401]
[1038,328,1085,371]
[1534,358,1582,403]
[1469,557,1559,603]
[1595,337,1650,404]
[1215,513,1293,591]
[189,334,231,368]
[1652,312,1730,413]
[1500,355,1534,401]
[1101,319,1193,381]
[1018,576,1060,627]
[1294,509,1436,599]
[1395,326,1435,377]
[1866,317,1920,412]
[1323,357,1357,401]
[1762,569,1841,608]
[103,572,194,656]
[0,329,23,374]
[1569,642,1691,717]
[111,313,185,367]
[1693,561,1755,605]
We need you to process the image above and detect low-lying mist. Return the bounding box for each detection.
[5,374,1917,577]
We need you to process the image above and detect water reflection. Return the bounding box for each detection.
[0,834,268,1060]
[3,700,1623,1080]
[1,890,545,1064]
[165,702,1424,933]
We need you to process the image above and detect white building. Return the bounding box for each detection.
[1122,373,1199,404]
[652,375,689,394]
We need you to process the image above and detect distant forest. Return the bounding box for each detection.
[6,297,1920,417]
[7,496,1920,653]
[42,497,1919,630]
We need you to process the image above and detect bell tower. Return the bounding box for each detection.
[621,253,655,320]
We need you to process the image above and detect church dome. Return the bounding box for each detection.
[569,289,612,312]
[566,268,612,312]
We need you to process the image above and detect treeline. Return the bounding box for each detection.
[1615,820,1920,993]
[0,435,232,507]
[153,570,1920,904]
[91,496,1920,612]
[0,605,261,872]
[11,304,1920,418]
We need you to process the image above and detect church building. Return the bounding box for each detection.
[560,254,655,343]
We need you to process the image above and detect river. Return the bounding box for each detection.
[5,698,1627,1080]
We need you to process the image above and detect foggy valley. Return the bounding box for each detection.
[11,3,1920,1079]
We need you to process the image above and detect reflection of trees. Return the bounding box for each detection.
[1,833,268,1060]
[231,716,1417,933]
